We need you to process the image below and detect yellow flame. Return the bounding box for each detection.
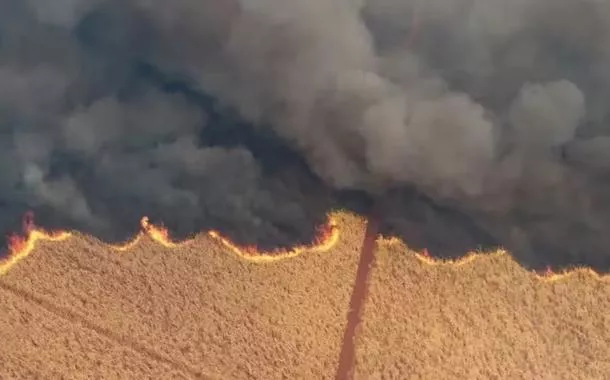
[376,236,610,282]
[0,230,72,276]
[532,267,610,283]
[110,233,144,252]
[207,217,340,263]
[139,217,194,248]
[1,216,608,283]
[0,215,339,274]
[414,251,481,267]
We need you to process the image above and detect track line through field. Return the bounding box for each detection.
[0,281,207,379]
[335,210,380,380]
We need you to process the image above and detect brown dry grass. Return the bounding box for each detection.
[356,239,610,380]
[0,213,364,379]
[0,211,609,379]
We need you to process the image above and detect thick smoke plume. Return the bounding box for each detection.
[2,0,610,270]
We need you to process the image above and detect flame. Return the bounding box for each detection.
[1,212,607,282]
[110,233,143,252]
[376,235,484,267]
[376,235,610,282]
[414,249,482,267]
[0,212,72,276]
[1,213,339,275]
[531,265,609,283]
[139,217,194,248]
[207,217,340,263]
[110,217,194,251]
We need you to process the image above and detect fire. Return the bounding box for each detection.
[110,233,143,252]
[376,236,610,283]
[414,249,482,267]
[532,265,609,283]
[0,212,340,275]
[110,217,194,251]
[0,212,72,276]
[139,217,193,248]
[376,235,485,267]
[207,217,340,263]
[2,211,606,282]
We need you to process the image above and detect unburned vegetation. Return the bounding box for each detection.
[0,211,608,379]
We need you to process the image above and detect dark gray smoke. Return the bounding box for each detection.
[2,0,610,271]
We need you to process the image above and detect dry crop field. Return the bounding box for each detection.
[0,211,609,379]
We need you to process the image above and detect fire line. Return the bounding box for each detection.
[2,211,609,281]
[0,212,341,275]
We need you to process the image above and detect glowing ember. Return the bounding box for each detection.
[0,213,72,276]
[208,217,340,263]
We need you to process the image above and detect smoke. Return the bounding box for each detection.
[1,0,610,270]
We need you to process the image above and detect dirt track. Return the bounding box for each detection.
[1,211,609,379]
[336,213,379,380]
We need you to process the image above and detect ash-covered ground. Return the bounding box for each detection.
[2,0,610,272]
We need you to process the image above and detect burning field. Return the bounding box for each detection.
[0,211,360,379]
[2,0,610,378]
[2,0,610,273]
[1,211,609,379]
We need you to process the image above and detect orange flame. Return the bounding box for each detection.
[109,217,194,251]
[207,217,340,263]
[109,233,143,252]
[139,217,193,248]
[2,211,607,282]
[1,213,340,275]
[0,213,72,276]
[531,265,609,283]
[376,235,610,282]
